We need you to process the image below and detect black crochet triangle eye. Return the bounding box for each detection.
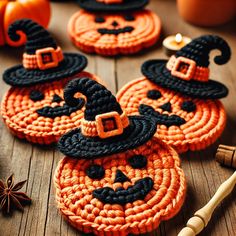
[114,170,130,183]
[160,102,172,112]
[30,90,44,101]
[86,164,105,180]
[52,94,63,103]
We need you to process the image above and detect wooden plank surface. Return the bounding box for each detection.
[0,1,236,235]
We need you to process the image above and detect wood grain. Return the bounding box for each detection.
[0,1,236,235]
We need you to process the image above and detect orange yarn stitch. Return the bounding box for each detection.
[54,137,186,235]
[68,10,161,56]
[1,72,100,145]
[117,77,226,153]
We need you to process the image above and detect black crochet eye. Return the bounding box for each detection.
[30,90,44,101]
[128,155,147,169]
[147,90,162,100]
[181,101,196,112]
[86,164,105,179]
[124,15,135,21]
[95,16,105,23]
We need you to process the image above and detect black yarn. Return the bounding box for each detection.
[147,90,162,100]
[92,177,153,205]
[86,164,105,179]
[142,59,229,99]
[160,102,172,112]
[124,15,135,21]
[139,104,186,127]
[64,77,123,121]
[36,99,85,118]
[77,0,149,12]
[8,19,57,55]
[58,116,157,158]
[95,16,105,23]
[128,155,147,169]
[52,94,63,103]
[181,101,196,113]
[30,90,44,101]
[114,170,130,183]
[97,26,134,36]
[3,52,87,87]
[175,35,231,67]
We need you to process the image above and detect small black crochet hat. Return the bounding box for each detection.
[142,35,231,99]
[58,77,157,159]
[3,19,87,87]
[77,0,149,12]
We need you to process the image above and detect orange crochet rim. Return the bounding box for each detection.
[1,71,101,145]
[68,10,161,56]
[54,137,186,235]
[117,77,226,153]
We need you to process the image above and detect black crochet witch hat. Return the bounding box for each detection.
[58,77,157,159]
[142,35,231,99]
[77,0,149,12]
[3,19,87,87]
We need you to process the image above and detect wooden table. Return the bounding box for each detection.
[0,1,236,235]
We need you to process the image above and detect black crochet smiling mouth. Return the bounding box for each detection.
[139,104,186,127]
[97,26,134,35]
[36,99,85,118]
[93,177,154,205]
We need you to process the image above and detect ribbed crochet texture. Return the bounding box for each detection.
[117,77,226,153]
[68,9,161,56]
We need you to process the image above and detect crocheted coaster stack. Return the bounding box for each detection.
[68,0,161,56]
[1,19,100,145]
[117,35,231,153]
[54,77,186,235]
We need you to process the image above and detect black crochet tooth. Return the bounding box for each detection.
[175,35,231,67]
[8,19,57,54]
[64,77,123,121]
[52,94,63,103]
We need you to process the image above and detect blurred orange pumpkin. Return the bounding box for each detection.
[0,0,51,46]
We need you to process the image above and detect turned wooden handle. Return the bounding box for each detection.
[178,145,236,236]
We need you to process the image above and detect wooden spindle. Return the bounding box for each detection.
[177,144,236,236]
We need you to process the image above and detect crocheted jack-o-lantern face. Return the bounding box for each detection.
[2,72,99,144]
[68,9,161,56]
[117,77,226,153]
[54,77,186,235]
[117,35,231,153]
[55,138,186,235]
[1,19,99,145]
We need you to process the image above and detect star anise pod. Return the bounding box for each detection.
[0,174,31,214]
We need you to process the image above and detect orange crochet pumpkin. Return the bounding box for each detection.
[1,19,100,145]
[54,77,186,235]
[0,0,50,46]
[117,35,231,153]
[68,0,161,56]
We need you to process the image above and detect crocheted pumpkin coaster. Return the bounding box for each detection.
[68,0,161,56]
[117,35,231,153]
[1,19,100,145]
[54,78,186,235]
